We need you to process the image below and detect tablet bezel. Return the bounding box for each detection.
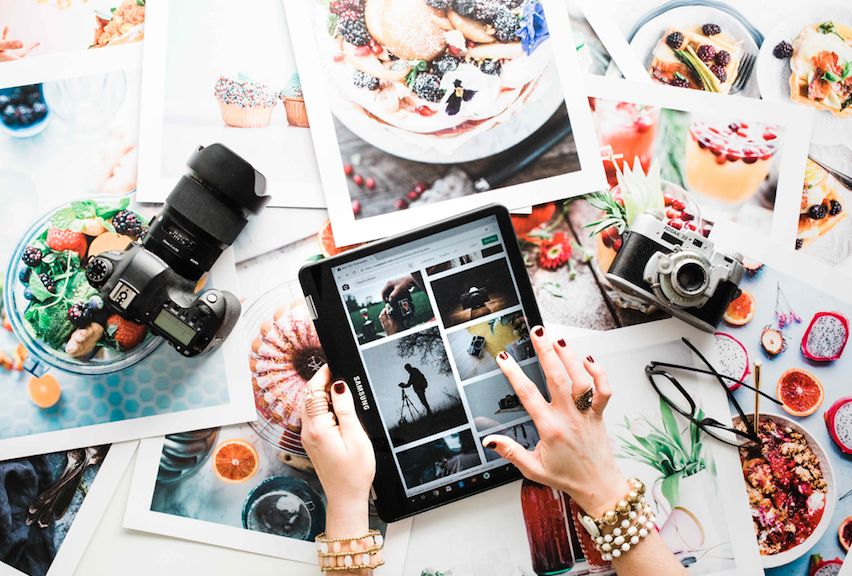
[299,204,545,522]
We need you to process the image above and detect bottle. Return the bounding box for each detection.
[520,479,575,574]
[567,497,613,573]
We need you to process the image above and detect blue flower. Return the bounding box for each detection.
[517,0,549,56]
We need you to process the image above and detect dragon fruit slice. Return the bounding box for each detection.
[714,333,749,390]
[809,554,843,576]
[802,312,848,362]
[825,397,852,455]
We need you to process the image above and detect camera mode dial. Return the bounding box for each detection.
[645,207,665,221]
[727,251,744,263]
[85,257,113,284]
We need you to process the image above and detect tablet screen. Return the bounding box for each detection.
[331,215,546,498]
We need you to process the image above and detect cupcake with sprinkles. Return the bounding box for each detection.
[214,72,278,128]
[281,73,309,128]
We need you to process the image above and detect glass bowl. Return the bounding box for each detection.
[42,71,126,131]
[4,194,164,376]
[241,476,325,540]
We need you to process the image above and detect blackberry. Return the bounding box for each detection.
[1,105,16,126]
[492,6,520,43]
[795,238,803,250]
[696,44,716,62]
[426,0,451,7]
[498,0,522,8]
[353,70,380,90]
[0,94,10,108]
[432,55,461,77]
[702,23,721,36]
[38,273,56,294]
[67,303,92,328]
[329,0,364,14]
[809,203,828,220]
[671,77,690,88]
[32,102,47,120]
[715,50,731,67]
[710,64,727,83]
[15,105,33,126]
[473,0,500,21]
[413,73,444,102]
[666,31,684,50]
[22,246,43,267]
[479,59,502,76]
[773,41,793,59]
[112,210,143,237]
[453,0,476,15]
[829,199,843,216]
[337,16,371,46]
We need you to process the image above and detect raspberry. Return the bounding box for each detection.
[809,204,828,220]
[473,0,499,21]
[426,0,451,7]
[453,0,476,16]
[666,32,684,50]
[671,77,690,88]
[715,50,731,67]
[795,238,803,250]
[696,44,716,62]
[67,303,92,328]
[773,41,793,59]
[479,59,502,76]
[492,6,520,42]
[38,273,56,294]
[112,210,143,237]
[432,55,461,77]
[22,246,43,267]
[829,199,843,216]
[337,16,371,46]
[413,73,444,102]
[710,64,727,83]
[702,23,721,36]
[353,70,379,90]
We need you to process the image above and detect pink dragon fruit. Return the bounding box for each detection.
[802,312,849,361]
[825,397,852,455]
[714,333,749,390]
[809,554,843,576]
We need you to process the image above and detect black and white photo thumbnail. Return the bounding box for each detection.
[465,363,547,433]
[430,258,520,329]
[447,311,532,380]
[396,429,481,489]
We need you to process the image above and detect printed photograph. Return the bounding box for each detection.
[430,258,520,328]
[479,419,540,462]
[446,310,532,380]
[0,0,144,63]
[465,362,546,433]
[0,445,109,576]
[565,0,618,77]
[396,428,481,489]
[343,271,435,344]
[361,326,467,447]
[425,243,504,276]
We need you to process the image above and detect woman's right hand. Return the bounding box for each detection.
[482,326,629,518]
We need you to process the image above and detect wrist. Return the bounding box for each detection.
[574,478,632,518]
[325,498,370,539]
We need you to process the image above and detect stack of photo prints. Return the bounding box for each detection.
[0,0,850,574]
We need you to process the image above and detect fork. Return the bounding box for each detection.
[730,53,756,95]
[810,156,852,191]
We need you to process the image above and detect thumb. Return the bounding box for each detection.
[482,434,543,481]
[330,378,367,444]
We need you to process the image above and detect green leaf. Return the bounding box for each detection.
[71,200,97,219]
[843,94,852,111]
[95,8,114,20]
[304,254,324,262]
[674,71,689,83]
[137,0,145,5]
[661,474,681,509]
[327,11,339,37]
[818,21,845,41]
[659,396,687,454]
[843,62,852,81]
[822,71,841,83]
[98,217,117,235]
[50,208,78,230]
[28,273,54,302]
[542,282,564,298]
[68,220,87,233]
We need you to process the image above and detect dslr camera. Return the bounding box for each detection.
[606,209,744,333]
[86,144,270,357]
[460,287,489,310]
[387,294,414,324]
[498,394,520,410]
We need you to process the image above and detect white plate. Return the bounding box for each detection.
[756,5,852,147]
[630,5,760,98]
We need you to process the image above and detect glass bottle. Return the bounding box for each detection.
[520,479,575,575]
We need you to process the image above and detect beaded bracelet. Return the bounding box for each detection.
[315,530,385,572]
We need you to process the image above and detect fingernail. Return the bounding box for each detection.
[486,442,496,449]
[586,355,595,363]
[333,381,346,394]
[534,326,544,337]
[498,351,508,360]
[557,338,566,347]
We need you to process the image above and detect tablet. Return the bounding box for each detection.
[299,204,548,522]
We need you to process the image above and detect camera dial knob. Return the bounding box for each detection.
[728,251,744,263]
[86,257,112,283]
[645,207,665,221]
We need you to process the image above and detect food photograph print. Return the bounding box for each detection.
[283,0,607,245]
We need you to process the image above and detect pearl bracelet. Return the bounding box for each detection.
[315,530,385,571]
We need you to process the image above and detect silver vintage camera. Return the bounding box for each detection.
[605,209,745,333]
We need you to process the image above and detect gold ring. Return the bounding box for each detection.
[304,388,330,417]
[573,387,593,412]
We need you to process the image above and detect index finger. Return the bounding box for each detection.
[528,326,574,411]
[381,281,395,302]
[0,40,22,51]
[496,350,549,422]
[2,27,8,41]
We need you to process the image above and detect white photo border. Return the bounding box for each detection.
[575,0,650,81]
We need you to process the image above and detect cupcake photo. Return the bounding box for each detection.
[281,73,310,127]
[214,73,279,128]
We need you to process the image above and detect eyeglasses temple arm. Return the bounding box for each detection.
[648,361,782,405]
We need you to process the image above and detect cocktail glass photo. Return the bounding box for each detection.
[592,100,661,189]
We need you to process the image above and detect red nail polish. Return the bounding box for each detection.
[334,381,346,394]
[534,326,544,337]
[586,355,595,363]
[498,351,509,360]
[486,442,496,449]
[557,338,566,347]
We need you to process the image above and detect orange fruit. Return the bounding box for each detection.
[840,515,852,551]
[212,438,259,484]
[776,368,824,417]
[28,375,61,408]
[723,290,756,326]
[317,219,362,258]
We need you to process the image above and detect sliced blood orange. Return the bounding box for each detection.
[723,290,756,326]
[777,368,824,417]
[212,438,259,484]
[840,515,852,552]
[28,375,61,408]
[317,219,362,258]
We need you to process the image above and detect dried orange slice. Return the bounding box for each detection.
[212,438,259,484]
[28,375,61,408]
[776,368,824,417]
[317,219,362,258]
[723,290,756,326]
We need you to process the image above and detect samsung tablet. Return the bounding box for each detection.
[299,204,548,522]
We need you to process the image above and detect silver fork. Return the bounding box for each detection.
[730,53,756,95]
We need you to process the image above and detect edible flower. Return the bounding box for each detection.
[518,0,549,56]
[537,232,572,270]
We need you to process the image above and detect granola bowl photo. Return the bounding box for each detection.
[733,412,836,568]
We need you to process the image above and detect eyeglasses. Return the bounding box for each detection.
[645,337,782,447]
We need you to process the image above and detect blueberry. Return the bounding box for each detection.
[19,268,32,284]
[24,287,36,301]
[88,295,104,311]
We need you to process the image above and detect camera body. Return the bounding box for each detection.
[86,143,269,356]
[468,335,485,357]
[461,287,489,310]
[498,394,520,410]
[387,295,414,324]
[605,210,744,333]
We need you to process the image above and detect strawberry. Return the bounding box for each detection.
[107,315,148,351]
[46,226,88,258]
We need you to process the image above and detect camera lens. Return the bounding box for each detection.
[142,144,270,281]
[673,261,708,296]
